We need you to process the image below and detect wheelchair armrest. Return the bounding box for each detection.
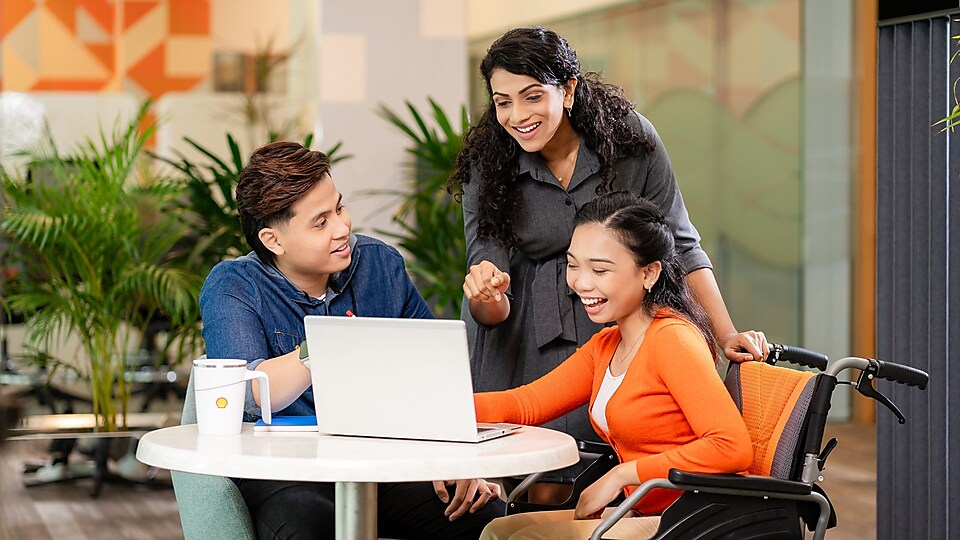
[668,469,813,496]
[505,440,617,512]
[578,439,613,456]
[507,500,571,514]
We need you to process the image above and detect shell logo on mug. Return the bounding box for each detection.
[216,397,228,409]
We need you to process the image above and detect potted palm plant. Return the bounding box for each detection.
[371,99,468,318]
[0,104,202,432]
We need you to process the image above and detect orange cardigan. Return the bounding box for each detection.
[475,313,752,514]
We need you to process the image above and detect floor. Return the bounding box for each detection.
[0,422,877,540]
[819,422,877,540]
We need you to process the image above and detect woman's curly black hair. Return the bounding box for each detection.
[449,27,655,247]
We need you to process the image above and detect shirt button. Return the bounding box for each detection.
[565,198,572,206]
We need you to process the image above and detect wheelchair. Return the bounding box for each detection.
[505,343,929,540]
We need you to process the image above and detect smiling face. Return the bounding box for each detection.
[566,222,658,325]
[259,175,351,296]
[489,69,576,154]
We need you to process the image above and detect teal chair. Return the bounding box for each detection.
[171,360,257,540]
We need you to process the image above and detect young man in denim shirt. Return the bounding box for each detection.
[199,141,503,539]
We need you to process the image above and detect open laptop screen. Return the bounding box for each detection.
[304,316,514,443]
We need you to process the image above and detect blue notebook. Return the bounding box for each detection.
[253,415,318,432]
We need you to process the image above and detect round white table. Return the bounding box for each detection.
[136,423,579,540]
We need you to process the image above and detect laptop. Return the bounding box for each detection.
[303,316,521,443]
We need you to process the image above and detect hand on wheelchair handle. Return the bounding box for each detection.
[764,343,830,371]
[721,330,768,363]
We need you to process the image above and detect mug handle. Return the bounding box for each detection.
[244,370,271,425]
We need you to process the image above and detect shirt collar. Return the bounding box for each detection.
[516,136,601,191]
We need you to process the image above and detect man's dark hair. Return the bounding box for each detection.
[236,141,331,263]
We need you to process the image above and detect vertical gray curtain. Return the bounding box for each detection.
[876,15,959,540]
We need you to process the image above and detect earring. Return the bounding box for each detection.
[645,284,652,294]
[565,106,572,118]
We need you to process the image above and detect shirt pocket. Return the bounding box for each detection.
[272,329,305,355]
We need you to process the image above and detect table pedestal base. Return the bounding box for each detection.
[336,481,377,540]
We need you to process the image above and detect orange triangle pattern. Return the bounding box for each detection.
[124,0,158,31]
[139,110,158,149]
[79,0,114,35]
[87,43,114,71]
[169,0,209,35]
[46,0,79,32]
[31,78,109,91]
[129,43,165,77]
[5,0,211,98]
[127,43,203,97]
[2,0,36,40]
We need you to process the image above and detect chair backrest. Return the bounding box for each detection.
[180,357,202,425]
[724,361,819,480]
[172,356,257,540]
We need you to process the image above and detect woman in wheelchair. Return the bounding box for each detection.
[475,191,753,539]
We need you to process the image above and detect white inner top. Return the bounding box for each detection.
[590,365,626,436]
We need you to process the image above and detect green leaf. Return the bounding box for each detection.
[362,99,468,317]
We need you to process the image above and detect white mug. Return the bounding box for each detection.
[193,358,271,436]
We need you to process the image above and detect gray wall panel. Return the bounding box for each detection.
[875,21,896,537]
[877,14,957,540]
[948,23,960,538]
[908,22,931,539]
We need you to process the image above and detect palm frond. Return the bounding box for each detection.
[0,101,202,431]
[366,99,468,317]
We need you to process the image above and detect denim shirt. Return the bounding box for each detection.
[199,234,434,420]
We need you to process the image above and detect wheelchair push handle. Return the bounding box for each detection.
[826,356,929,389]
[874,359,928,389]
[765,343,829,371]
[824,356,929,425]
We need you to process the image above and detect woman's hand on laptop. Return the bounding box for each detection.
[432,479,502,520]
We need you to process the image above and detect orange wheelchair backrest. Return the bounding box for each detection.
[724,361,818,479]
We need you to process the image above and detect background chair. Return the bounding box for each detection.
[171,359,257,540]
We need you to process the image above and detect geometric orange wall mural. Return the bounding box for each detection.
[1,0,210,97]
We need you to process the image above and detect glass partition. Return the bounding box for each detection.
[469,0,804,345]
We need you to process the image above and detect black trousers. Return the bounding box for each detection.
[237,479,505,540]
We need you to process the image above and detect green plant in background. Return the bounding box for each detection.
[935,21,960,131]
[154,133,351,274]
[371,99,468,318]
[0,104,202,432]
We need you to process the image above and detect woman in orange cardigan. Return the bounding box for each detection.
[476,192,752,539]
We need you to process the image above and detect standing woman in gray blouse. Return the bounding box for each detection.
[449,27,766,492]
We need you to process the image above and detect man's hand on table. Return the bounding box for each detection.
[432,479,502,520]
